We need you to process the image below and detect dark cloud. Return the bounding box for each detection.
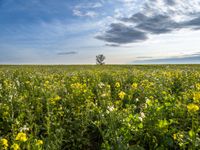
[96,23,148,44]
[164,0,176,6]
[96,14,180,44]
[57,51,77,55]
[96,0,200,45]
[182,16,200,28]
[122,12,148,23]
[135,14,180,34]
[105,43,120,47]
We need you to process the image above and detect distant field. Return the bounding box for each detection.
[0,65,200,150]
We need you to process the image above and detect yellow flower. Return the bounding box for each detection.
[118,91,126,99]
[44,80,50,88]
[71,83,87,93]
[196,83,200,90]
[1,138,8,148]
[11,143,20,150]
[187,103,199,113]
[45,81,49,84]
[193,92,200,102]
[36,140,43,146]
[173,132,184,141]
[54,95,61,101]
[115,82,120,88]
[131,83,138,89]
[2,111,9,118]
[15,132,28,142]
[158,119,168,128]
[173,133,177,140]
[49,95,61,104]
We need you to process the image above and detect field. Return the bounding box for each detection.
[0,65,200,150]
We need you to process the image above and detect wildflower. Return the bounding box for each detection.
[187,103,199,113]
[71,83,87,93]
[140,112,145,118]
[101,93,107,98]
[15,132,28,142]
[44,80,50,87]
[158,119,168,128]
[2,111,9,118]
[173,132,184,141]
[54,95,61,101]
[11,143,20,150]
[19,125,29,132]
[71,83,82,89]
[173,133,177,140]
[49,95,61,104]
[131,83,138,89]
[193,92,200,102]
[36,140,43,146]
[25,81,30,84]
[115,82,120,88]
[98,82,105,88]
[1,138,8,149]
[45,81,49,84]
[138,117,143,122]
[196,83,200,90]
[107,105,115,112]
[118,91,126,99]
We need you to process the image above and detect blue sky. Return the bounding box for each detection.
[1,0,200,64]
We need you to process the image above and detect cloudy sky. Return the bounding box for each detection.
[1,0,200,64]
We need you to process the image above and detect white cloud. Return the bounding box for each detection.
[73,9,97,17]
[75,2,103,9]
[72,2,102,18]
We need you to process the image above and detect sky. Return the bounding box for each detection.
[1,0,200,64]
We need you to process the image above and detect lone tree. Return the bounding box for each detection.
[96,54,106,65]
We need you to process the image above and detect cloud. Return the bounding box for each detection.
[182,16,200,29]
[105,43,120,47]
[73,9,97,17]
[73,2,102,18]
[136,56,153,59]
[57,51,77,55]
[133,52,200,64]
[75,2,103,9]
[124,13,180,34]
[164,0,176,6]
[96,0,200,45]
[95,23,147,44]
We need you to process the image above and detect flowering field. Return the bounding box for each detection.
[0,65,200,150]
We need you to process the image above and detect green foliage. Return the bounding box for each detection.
[0,65,200,149]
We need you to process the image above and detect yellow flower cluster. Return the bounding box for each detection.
[15,132,28,142]
[1,138,8,149]
[11,143,20,150]
[158,119,168,129]
[195,83,200,90]
[49,95,61,104]
[173,132,184,141]
[115,82,120,88]
[118,91,126,99]
[187,103,199,113]
[131,83,138,89]
[71,83,87,93]
[193,92,200,102]
[36,139,44,146]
